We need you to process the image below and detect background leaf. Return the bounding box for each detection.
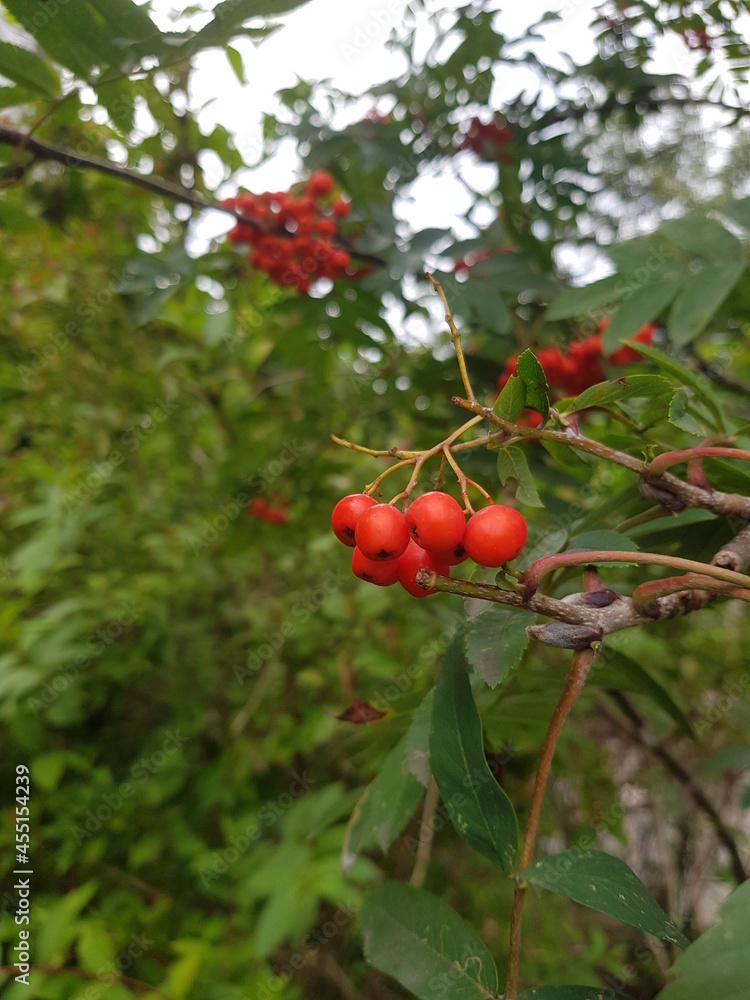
[655,880,750,1000]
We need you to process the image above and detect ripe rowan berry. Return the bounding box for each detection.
[406,492,466,553]
[396,541,450,598]
[307,170,335,199]
[331,493,377,546]
[331,199,351,217]
[355,504,410,561]
[352,546,400,586]
[463,505,528,567]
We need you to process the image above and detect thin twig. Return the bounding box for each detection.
[410,778,440,888]
[601,693,747,885]
[506,647,599,999]
[426,272,477,403]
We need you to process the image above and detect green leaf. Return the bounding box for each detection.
[625,341,725,433]
[590,652,694,738]
[566,530,639,554]
[516,348,550,422]
[719,197,750,234]
[430,635,518,871]
[342,731,425,871]
[522,850,689,948]
[656,880,750,1000]
[465,604,534,688]
[668,260,745,348]
[496,446,543,508]
[226,44,246,85]
[520,988,625,1000]
[545,275,621,320]
[0,200,38,234]
[661,216,742,260]
[361,882,501,1000]
[571,375,673,412]
[603,279,684,355]
[493,375,526,424]
[668,388,708,437]
[0,41,59,97]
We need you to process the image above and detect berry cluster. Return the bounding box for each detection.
[331,492,528,597]
[248,496,289,524]
[222,171,352,294]
[497,321,655,399]
[455,117,514,163]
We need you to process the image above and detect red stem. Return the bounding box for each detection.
[648,447,750,476]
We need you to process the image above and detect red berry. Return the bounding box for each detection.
[609,323,655,365]
[463,505,528,567]
[331,199,351,217]
[405,492,466,552]
[355,504,410,561]
[331,493,377,546]
[352,546,400,586]
[396,541,450,598]
[431,542,469,566]
[307,170,335,199]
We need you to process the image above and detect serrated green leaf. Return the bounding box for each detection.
[465,604,534,688]
[572,375,673,412]
[668,388,708,436]
[603,280,683,354]
[361,882,501,1000]
[656,880,750,1000]
[496,446,543,508]
[668,260,745,348]
[0,40,59,97]
[430,635,517,871]
[545,275,621,320]
[493,375,525,424]
[516,348,550,422]
[522,850,689,947]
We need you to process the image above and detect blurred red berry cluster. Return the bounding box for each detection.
[248,497,289,524]
[221,171,353,294]
[455,117,514,163]
[453,245,513,277]
[497,321,656,400]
